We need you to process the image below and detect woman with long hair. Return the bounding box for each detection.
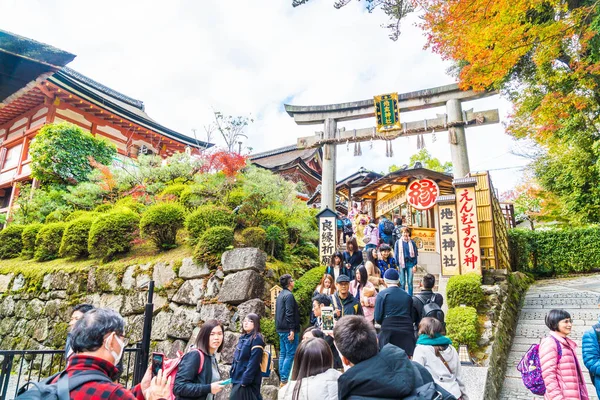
[364,247,383,288]
[230,313,265,400]
[324,251,351,282]
[413,317,468,400]
[315,274,334,296]
[278,338,341,400]
[174,319,225,400]
[363,218,379,253]
[343,237,363,278]
[350,266,377,324]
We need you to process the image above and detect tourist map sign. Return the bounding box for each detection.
[407,179,439,210]
[374,93,401,133]
[456,187,482,274]
[438,202,461,276]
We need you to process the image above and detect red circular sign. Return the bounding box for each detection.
[407,179,439,210]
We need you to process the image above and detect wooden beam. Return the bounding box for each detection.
[297,108,499,149]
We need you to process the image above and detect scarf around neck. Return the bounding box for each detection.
[397,239,415,269]
[416,334,453,346]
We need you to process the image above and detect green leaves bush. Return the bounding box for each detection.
[35,223,66,261]
[193,226,234,265]
[241,227,267,250]
[293,266,326,327]
[260,318,279,351]
[140,203,186,250]
[446,273,484,308]
[0,225,25,259]
[185,205,234,243]
[45,209,71,223]
[88,210,140,260]
[446,306,479,350]
[21,223,43,259]
[59,217,95,258]
[160,183,188,199]
[509,227,600,276]
[65,211,100,222]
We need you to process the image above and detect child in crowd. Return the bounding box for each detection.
[377,244,398,277]
[360,285,377,324]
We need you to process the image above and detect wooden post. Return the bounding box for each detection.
[321,118,337,211]
[446,99,470,178]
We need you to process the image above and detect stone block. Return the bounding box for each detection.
[25,299,45,319]
[168,306,199,340]
[153,262,177,288]
[151,311,172,341]
[11,274,25,291]
[261,385,278,400]
[179,258,211,279]
[173,279,205,306]
[125,314,145,343]
[44,299,62,319]
[221,248,266,274]
[0,274,14,292]
[215,366,232,400]
[42,271,70,290]
[50,290,68,300]
[218,270,264,305]
[32,318,49,342]
[167,340,187,358]
[0,296,15,317]
[220,331,241,364]
[154,294,168,312]
[14,300,27,318]
[237,299,266,322]
[122,266,136,290]
[204,276,221,300]
[87,268,97,292]
[99,294,123,313]
[96,269,119,292]
[122,292,147,316]
[199,303,231,326]
[0,317,16,336]
[186,327,201,351]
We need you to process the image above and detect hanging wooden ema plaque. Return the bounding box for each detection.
[374,93,401,133]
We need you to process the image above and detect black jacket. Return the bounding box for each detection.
[230,333,265,390]
[331,292,364,318]
[173,349,214,400]
[275,289,300,333]
[343,251,364,272]
[374,286,414,324]
[412,290,444,324]
[337,344,435,399]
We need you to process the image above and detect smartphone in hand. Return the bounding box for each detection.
[220,378,232,385]
[151,352,165,377]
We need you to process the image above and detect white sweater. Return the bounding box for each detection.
[412,344,469,400]
[277,368,341,400]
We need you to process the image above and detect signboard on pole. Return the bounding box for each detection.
[456,187,482,275]
[437,201,460,276]
[374,93,401,133]
[316,207,337,266]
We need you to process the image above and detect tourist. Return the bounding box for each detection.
[174,319,226,400]
[375,269,416,356]
[275,274,301,387]
[364,247,384,289]
[582,296,600,398]
[50,308,170,400]
[278,338,341,400]
[311,293,332,329]
[394,227,418,296]
[230,313,265,400]
[348,202,360,222]
[65,303,94,359]
[413,274,444,327]
[540,309,589,400]
[392,217,405,248]
[362,218,379,252]
[336,213,345,245]
[413,317,468,400]
[315,274,335,296]
[302,326,343,370]
[343,237,363,277]
[378,215,395,246]
[342,214,354,244]
[331,275,364,319]
[349,265,375,303]
[353,212,369,248]
[377,244,398,276]
[325,251,352,282]
[334,315,437,399]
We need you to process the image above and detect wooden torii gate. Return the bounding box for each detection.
[284,84,499,210]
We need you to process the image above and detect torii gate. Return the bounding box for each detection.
[284,84,498,211]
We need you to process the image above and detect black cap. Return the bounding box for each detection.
[336,275,351,283]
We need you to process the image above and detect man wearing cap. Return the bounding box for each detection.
[331,275,364,319]
[375,269,417,356]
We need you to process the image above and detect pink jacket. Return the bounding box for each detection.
[363,224,379,246]
[539,332,589,400]
[349,281,376,322]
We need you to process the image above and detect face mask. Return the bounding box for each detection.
[105,333,125,366]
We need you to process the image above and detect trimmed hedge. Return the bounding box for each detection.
[185,205,234,243]
[509,227,600,276]
[293,266,326,327]
[193,226,234,265]
[59,217,95,258]
[35,223,66,261]
[94,204,113,213]
[21,223,43,259]
[140,203,186,250]
[0,225,26,259]
[260,318,279,351]
[45,209,71,223]
[88,210,140,260]
[65,210,100,222]
[115,198,146,214]
[160,183,188,199]
[446,273,484,309]
[241,227,267,250]
[446,306,479,350]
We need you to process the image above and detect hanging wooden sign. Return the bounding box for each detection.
[407,179,439,210]
[437,203,460,276]
[374,93,401,133]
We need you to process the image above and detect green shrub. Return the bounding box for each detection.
[179,184,211,209]
[21,223,43,259]
[185,205,234,244]
[265,225,286,259]
[115,197,146,214]
[34,223,66,261]
[293,266,326,327]
[140,203,186,250]
[45,209,71,224]
[225,188,247,208]
[258,208,288,229]
[59,217,95,258]
[65,211,100,222]
[160,183,188,199]
[446,306,479,350]
[241,227,267,250]
[193,226,234,265]
[0,225,26,259]
[446,273,484,309]
[94,204,113,213]
[260,318,279,351]
[88,210,140,260]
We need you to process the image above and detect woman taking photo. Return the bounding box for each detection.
[413,317,468,400]
[230,313,265,400]
[540,309,589,400]
[343,238,363,277]
[174,319,225,400]
[324,251,352,281]
[278,338,341,400]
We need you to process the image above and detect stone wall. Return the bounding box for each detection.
[0,248,278,400]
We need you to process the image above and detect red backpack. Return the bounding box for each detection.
[162,349,205,400]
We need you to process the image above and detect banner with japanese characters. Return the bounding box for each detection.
[407,179,439,210]
[319,216,336,266]
[456,187,482,275]
[437,203,461,276]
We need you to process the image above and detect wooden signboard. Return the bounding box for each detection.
[456,187,482,275]
[411,227,437,253]
[375,187,406,217]
[374,93,401,133]
[437,202,461,276]
[317,208,337,266]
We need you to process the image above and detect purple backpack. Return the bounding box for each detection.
[517,336,562,395]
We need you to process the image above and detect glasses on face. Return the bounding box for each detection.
[561,318,573,324]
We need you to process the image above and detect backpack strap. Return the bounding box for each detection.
[251,345,264,352]
[192,348,205,374]
[434,348,453,375]
[550,335,563,363]
[54,370,112,400]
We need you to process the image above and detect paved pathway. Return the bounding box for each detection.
[499,274,600,400]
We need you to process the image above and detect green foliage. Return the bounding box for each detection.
[446,273,483,309]
[0,225,25,259]
[114,197,146,214]
[293,266,326,327]
[45,209,71,224]
[63,180,106,210]
[94,204,113,213]
[21,223,43,259]
[240,227,267,250]
[140,203,186,250]
[88,210,140,261]
[0,213,6,225]
[29,122,116,186]
[185,205,234,243]
[508,227,600,276]
[193,226,234,265]
[11,184,69,225]
[260,318,279,351]
[34,223,66,261]
[59,217,95,258]
[160,183,188,199]
[390,149,453,174]
[446,306,479,350]
[258,208,288,229]
[65,210,100,222]
[265,225,286,259]
[226,187,247,208]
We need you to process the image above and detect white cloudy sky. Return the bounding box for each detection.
[1,0,530,193]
